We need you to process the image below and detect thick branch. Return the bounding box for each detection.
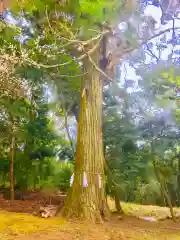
[87,54,114,82]
[23,33,108,69]
[23,27,180,71]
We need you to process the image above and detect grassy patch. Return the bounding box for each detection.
[108,198,180,219]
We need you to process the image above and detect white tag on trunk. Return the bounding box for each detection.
[70,173,74,186]
[70,172,88,187]
[83,172,88,187]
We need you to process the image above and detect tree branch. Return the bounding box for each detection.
[22,32,109,69]
[123,27,180,55]
[22,26,180,73]
[145,43,159,62]
[78,37,102,61]
[143,27,180,45]
[24,58,72,69]
[87,54,114,82]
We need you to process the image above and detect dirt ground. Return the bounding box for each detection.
[0,189,65,214]
[0,190,180,239]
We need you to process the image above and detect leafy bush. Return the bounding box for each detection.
[50,162,74,192]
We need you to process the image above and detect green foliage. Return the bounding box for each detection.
[161,69,180,86]
[51,162,74,191]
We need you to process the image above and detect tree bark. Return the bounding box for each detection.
[177,154,180,206]
[153,160,175,221]
[114,192,124,214]
[153,161,166,206]
[62,49,109,222]
[10,135,15,201]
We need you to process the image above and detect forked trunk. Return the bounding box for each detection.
[62,49,110,222]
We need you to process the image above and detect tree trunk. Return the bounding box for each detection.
[177,155,180,206]
[62,50,110,222]
[10,135,15,201]
[153,162,166,206]
[114,192,124,214]
[163,180,176,221]
[153,161,175,221]
[64,109,75,157]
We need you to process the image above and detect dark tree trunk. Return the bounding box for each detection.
[10,135,15,201]
[177,155,180,206]
[114,193,124,214]
[153,161,175,221]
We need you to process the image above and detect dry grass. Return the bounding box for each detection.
[0,200,180,239]
[108,198,180,219]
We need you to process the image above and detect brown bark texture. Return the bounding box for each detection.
[114,193,124,214]
[62,49,109,222]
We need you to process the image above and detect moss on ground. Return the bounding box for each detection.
[0,210,65,234]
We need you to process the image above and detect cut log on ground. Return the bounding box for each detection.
[34,205,60,218]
